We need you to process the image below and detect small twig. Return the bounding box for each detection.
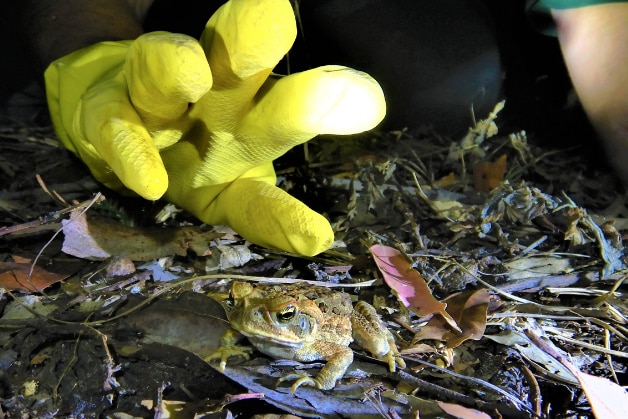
[406,358,535,415]
[604,328,621,385]
[364,386,398,419]
[524,329,573,371]
[396,370,478,406]
[546,332,628,358]
[100,334,121,391]
[52,332,82,401]
[520,363,542,418]
[436,256,538,305]
[0,179,99,201]
[36,174,69,206]
[592,275,627,307]
[515,235,548,258]
[0,193,104,237]
[589,317,628,342]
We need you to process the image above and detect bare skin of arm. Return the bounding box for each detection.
[18,0,154,75]
[552,3,628,184]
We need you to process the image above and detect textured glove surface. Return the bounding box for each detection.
[44,0,386,255]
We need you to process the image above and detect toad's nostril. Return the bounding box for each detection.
[250,309,264,321]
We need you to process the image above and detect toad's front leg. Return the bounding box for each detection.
[205,327,254,371]
[278,344,353,392]
[352,301,406,371]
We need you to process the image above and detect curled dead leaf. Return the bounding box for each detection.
[370,245,461,332]
[413,289,490,348]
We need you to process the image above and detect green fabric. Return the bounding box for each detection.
[527,0,627,35]
[529,0,626,9]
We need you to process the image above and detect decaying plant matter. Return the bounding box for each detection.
[0,103,626,417]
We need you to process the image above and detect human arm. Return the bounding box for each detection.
[551,3,628,182]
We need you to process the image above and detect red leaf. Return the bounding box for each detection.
[370,245,460,332]
[0,261,67,292]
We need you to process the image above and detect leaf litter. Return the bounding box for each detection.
[0,101,627,418]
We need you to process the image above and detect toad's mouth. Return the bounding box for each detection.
[243,332,302,348]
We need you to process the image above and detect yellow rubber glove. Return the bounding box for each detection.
[44,0,386,256]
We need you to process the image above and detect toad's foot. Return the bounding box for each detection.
[277,349,352,392]
[378,348,406,372]
[205,344,254,371]
[278,372,333,392]
[205,328,253,371]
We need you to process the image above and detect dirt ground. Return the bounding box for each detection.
[1,92,627,417]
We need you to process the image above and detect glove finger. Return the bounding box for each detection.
[125,32,212,129]
[212,177,334,256]
[241,65,386,147]
[199,0,296,98]
[77,73,168,200]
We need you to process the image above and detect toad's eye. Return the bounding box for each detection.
[277,305,297,322]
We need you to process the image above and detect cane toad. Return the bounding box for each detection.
[207,281,405,392]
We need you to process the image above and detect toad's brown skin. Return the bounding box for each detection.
[207,281,405,392]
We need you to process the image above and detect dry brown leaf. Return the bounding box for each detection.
[370,245,460,332]
[0,261,67,292]
[445,289,490,344]
[438,401,492,419]
[433,172,458,188]
[473,154,507,191]
[413,289,490,348]
[526,329,628,419]
[572,369,628,419]
[62,210,223,261]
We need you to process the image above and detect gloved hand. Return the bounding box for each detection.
[44,0,385,256]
